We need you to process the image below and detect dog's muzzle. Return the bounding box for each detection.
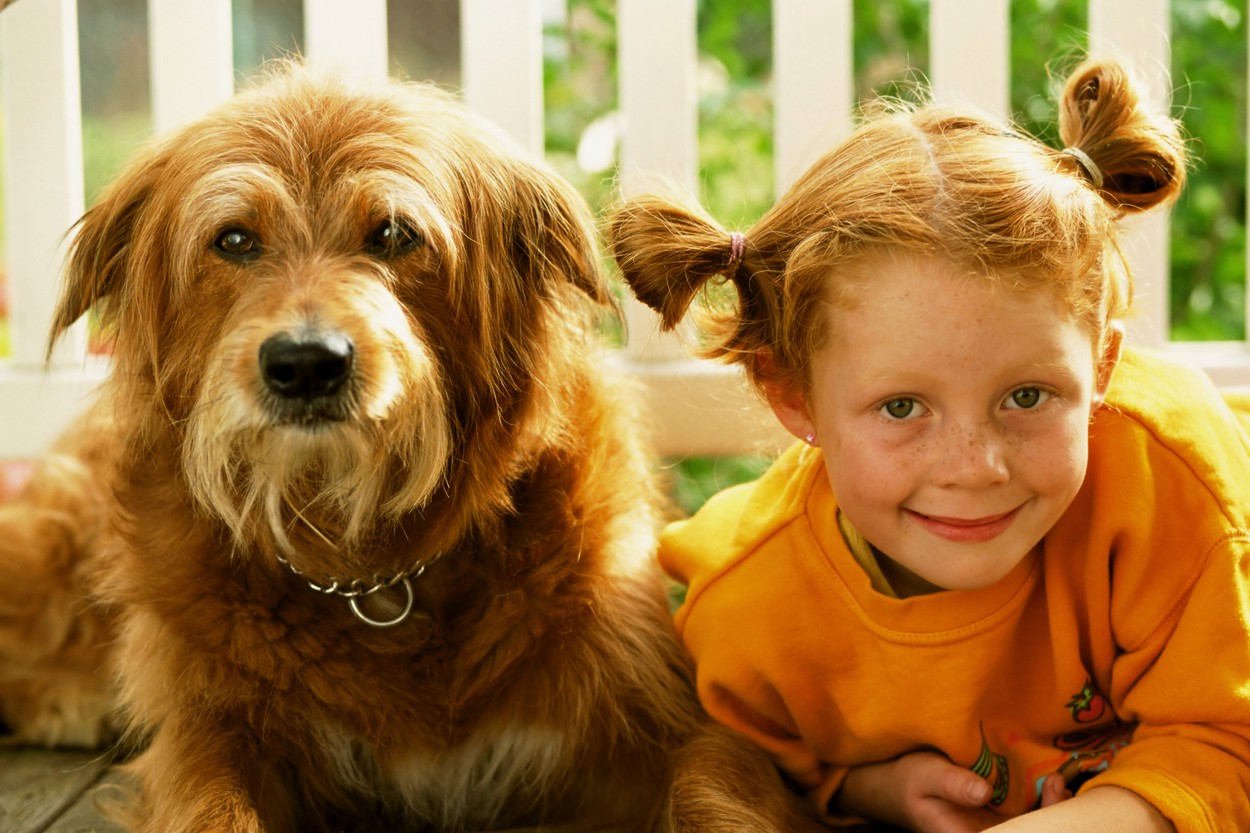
[259,332,355,424]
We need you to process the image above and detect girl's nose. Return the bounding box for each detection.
[930,419,1010,488]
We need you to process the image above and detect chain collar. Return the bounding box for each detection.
[275,552,427,628]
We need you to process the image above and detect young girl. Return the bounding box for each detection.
[607,60,1250,832]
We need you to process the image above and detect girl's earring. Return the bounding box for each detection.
[804,432,819,447]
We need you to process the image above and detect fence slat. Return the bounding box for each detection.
[0,0,102,458]
[773,0,853,193]
[1089,0,1171,349]
[930,0,1009,116]
[148,0,234,133]
[304,0,389,81]
[0,364,106,457]
[0,0,86,368]
[461,0,544,156]
[617,0,697,363]
[617,0,697,196]
[608,356,790,458]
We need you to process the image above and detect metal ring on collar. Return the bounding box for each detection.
[348,577,415,628]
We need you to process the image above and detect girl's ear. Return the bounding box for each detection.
[1093,321,1125,407]
[758,353,818,444]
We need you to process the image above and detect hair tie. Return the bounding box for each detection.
[725,232,746,272]
[1061,147,1104,190]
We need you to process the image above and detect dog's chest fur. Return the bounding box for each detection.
[316,718,573,827]
[106,436,651,827]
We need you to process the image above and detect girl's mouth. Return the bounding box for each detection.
[906,506,1021,543]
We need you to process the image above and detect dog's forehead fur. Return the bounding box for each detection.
[176,69,496,198]
[153,71,506,271]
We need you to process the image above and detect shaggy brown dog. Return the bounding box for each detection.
[0,67,819,833]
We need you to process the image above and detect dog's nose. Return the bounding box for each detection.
[259,333,354,400]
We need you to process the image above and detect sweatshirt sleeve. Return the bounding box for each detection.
[661,449,867,824]
[1085,534,1250,831]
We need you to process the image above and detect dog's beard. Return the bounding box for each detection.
[182,292,450,558]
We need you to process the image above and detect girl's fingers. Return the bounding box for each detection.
[1039,773,1074,808]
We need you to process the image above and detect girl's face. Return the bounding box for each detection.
[767,252,1120,596]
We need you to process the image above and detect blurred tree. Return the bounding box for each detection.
[852,0,929,101]
[696,0,774,225]
[543,0,619,213]
[1168,0,1246,340]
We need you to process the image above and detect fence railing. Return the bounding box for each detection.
[1,0,1248,461]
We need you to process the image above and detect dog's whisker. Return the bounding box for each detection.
[168,392,232,426]
[285,498,338,549]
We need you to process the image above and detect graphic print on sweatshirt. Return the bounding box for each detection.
[1024,676,1132,804]
[971,723,1010,807]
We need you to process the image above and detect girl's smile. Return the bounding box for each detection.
[904,505,1024,544]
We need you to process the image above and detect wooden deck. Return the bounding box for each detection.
[0,746,903,832]
[0,747,125,833]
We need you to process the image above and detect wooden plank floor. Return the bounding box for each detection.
[0,747,125,833]
[0,746,898,832]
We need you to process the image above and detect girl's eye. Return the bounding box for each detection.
[214,228,260,261]
[366,218,424,257]
[880,397,922,420]
[1005,387,1051,410]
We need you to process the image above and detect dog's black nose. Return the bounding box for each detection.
[259,333,354,400]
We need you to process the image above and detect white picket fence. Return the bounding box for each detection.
[1,0,1248,461]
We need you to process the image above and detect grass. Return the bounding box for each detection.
[666,454,773,516]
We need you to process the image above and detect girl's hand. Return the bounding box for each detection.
[835,751,1003,833]
[1037,773,1072,808]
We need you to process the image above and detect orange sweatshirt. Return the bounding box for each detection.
[662,348,1250,831]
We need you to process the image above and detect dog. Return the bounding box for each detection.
[0,65,818,833]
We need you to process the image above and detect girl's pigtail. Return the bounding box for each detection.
[605,194,745,331]
[1057,60,1187,213]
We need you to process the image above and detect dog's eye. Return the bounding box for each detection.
[366,219,423,258]
[214,228,260,261]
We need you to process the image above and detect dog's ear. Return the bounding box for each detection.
[50,150,167,359]
[507,160,615,309]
